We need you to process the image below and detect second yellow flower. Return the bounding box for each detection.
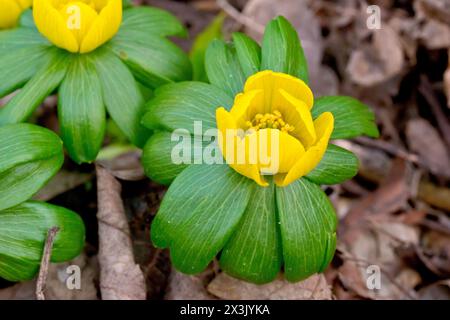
[33,0,122,53]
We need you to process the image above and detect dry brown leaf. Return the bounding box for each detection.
[444,50,450,109]
[418,280,450,300]
[346,26,404,87]
[243,0,338,96]
[343,158,411,231]
[420,20,450,49]
[0,281,35,300]
[44,254,98,300]
[0,254,98,300]
[415,0,450,26]
[406,118,450,178]
[96,165,146,300]
[165,268,216,300]
[422,230,450,275]
[207,273,332,300]
[338,221,421,299]
[34,170,92,201]
[97,150,145,181]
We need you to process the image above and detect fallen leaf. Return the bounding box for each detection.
[422,230,450,275]
[444,50,450,108]
[96,165,146,300]
[406,118,450,178]
[415,0,450,26]
[207,273,332,300]
[0,253,98,300]
[97,150,145,181]
[34,170,92,201]
[165,268,216,300]
[346,26,404,87]
[418,280,450,300]
[343,158,412,232]
[243,0,338,95]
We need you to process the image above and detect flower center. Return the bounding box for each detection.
[245,110,295,133]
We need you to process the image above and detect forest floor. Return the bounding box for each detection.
[1,0,450,300]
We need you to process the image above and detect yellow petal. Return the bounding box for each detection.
[59,1,98,44]
[216,107,268,186]
[92,0,109,11]
[247,128,305,175]
[229,89,263,128]
[0,0,21,29]
[278,89,316,147]
[17,0,32,9]
[34,0,79,52]
[275,112,334,187]
[79,0,122,53]
[244,70,314,112]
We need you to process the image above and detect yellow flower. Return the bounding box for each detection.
[216,70,334,187]
[0,0,32,29]
[33,0,122,53]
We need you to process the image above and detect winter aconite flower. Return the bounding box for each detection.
[0,5,191,163]
[216,70,333,187]
[33,0,122,53]
[143,17,380,284]
[0,0,32,29]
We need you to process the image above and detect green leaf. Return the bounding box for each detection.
[142,82,233,133]
[119,6,187,38]
[232,32,261,78]
[0,48,69,125]
[0,201,85,281]
[142,131,209,185]
[151,164,254,273]
[19,9,36,28]
[59,55,106,163]
[276,178,337,281]
[0,124,63,211]
[306,144,359,185]
[261,16,309,83]
[220,181,282,284]
[107,34,192,88]
[190,13,225,82]
[0,28,51,97]
[312,96,379,139]
[0,46,51,97]
[0,27,49,54]
[205,39,246,97]
[142,131,187,185]
[93,48,151,147]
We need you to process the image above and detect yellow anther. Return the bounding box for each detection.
[246,110,294,134]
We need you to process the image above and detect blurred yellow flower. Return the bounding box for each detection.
[33,0,122,53]
[0,0,32,29]
[216,70,334,187]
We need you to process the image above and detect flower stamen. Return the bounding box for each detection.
[246,110,295,133]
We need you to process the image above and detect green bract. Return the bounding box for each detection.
[0,124,85,281]
[0,6,192,164]
[142,16,379,283]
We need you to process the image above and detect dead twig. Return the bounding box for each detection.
[353,137,420,164]
[36,227,60,300]
[419,75,450,150]
[216,0,264,34]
